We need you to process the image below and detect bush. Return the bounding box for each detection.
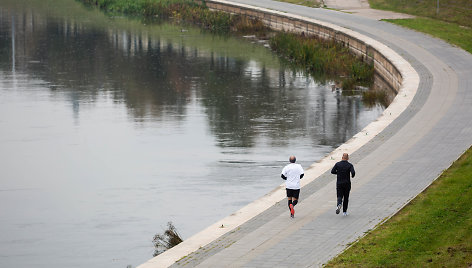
[153,221,183,257]
[269,32,374,87]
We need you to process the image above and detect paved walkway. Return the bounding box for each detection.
[140,1,472,267]
[322,0,415,19]
[323,0,370,9]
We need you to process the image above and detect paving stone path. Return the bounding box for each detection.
[322,0,369,9]
[322,0,414,19]
[143,1,472,267]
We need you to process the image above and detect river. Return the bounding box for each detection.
[0,0,387,267]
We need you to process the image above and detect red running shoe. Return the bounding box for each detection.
[290,204,295,218]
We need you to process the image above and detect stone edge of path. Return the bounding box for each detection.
[137,2,420,267]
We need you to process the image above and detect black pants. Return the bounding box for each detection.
[336,183,351,212]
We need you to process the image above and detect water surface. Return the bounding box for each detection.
[0,1,386,267]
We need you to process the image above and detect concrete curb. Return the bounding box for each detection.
[137,2,419,267]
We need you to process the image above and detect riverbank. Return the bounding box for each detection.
[79,0,374,90]
[81,0,269,33]
[270,32,374,87]
[137,1,421,267]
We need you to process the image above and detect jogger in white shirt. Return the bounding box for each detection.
[281,156,304,218]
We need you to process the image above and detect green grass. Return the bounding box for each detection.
[384,17,472,54]
[369,0,472,28]
[369,0,472,54]
[325,146,472,267]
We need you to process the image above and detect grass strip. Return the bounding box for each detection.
[368,0,472,54]
[326,146,472,267]
[383,17,472,54]
[369,0,472,28]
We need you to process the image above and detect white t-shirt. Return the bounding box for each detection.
[281,163,304,190]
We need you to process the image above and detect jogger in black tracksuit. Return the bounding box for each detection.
[331,153,355,216]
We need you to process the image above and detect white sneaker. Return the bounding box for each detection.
[343,212,348,216]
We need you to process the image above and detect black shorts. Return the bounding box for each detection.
[286,188,300,199]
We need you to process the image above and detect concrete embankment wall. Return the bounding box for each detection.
[206,0,402,93]
[139,1,419,267]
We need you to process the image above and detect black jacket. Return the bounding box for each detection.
[331,160,355,184]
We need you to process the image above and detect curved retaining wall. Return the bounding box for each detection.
[206,0,402,93]
[138,1,419,267]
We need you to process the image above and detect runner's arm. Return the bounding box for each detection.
[331,163,338,174]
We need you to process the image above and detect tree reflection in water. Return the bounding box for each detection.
[0,9,394,149]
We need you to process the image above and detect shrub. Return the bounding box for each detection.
[153,221,183,257]
[269,32,374,87]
